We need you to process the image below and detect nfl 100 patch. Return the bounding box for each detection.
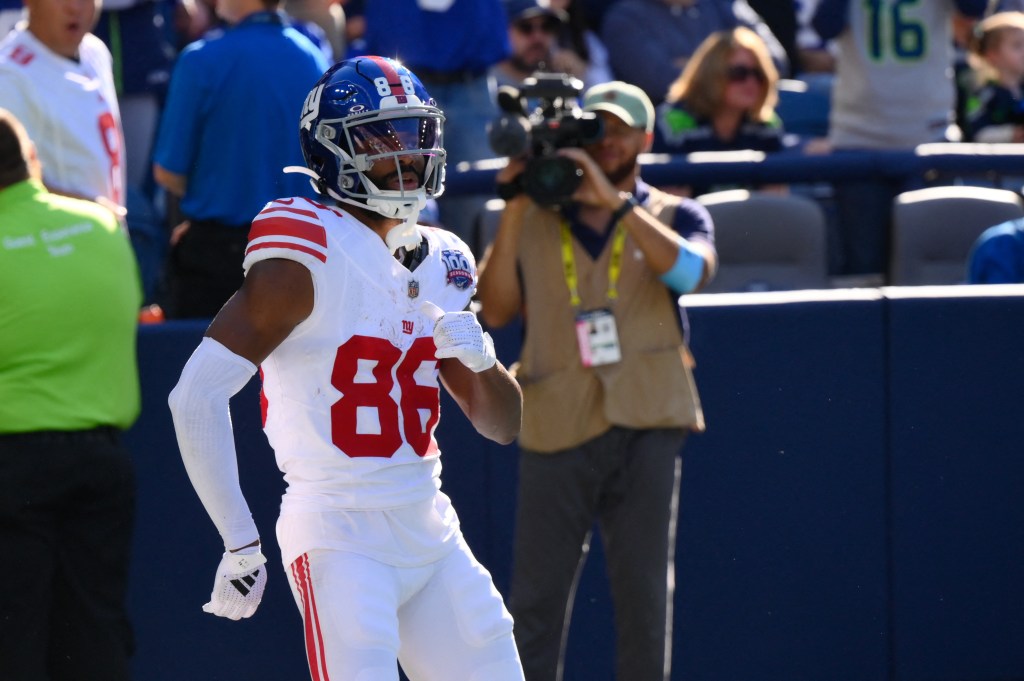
[441,249,473,290]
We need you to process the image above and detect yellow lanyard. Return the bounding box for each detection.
[559,220,628,308]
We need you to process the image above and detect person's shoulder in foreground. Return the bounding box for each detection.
[967,217,1024,284]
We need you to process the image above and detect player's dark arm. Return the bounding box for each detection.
[205,258,314,363]
[439,359,523,445]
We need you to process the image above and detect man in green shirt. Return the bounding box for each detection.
[0,108,142,680]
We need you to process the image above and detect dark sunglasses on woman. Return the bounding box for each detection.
[726,65,766,84]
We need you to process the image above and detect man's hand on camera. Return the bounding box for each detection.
[555,147,621,210]
[495,156,528,188]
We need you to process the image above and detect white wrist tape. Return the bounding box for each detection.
[168,337,260,550]
[432,310,497,372]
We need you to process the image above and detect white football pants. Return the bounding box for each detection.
[286,537,524,681]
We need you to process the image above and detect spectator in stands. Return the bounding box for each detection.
[550,0,614,89]
[654,27,786,197]
[600,0,787,106]
[963,11,1024,142]
[810,0,987,280]
[152,0,328,319]
[361,0,509,247]
[93,0,175,197]
[794,0,835,78]
[0,0,126,214]
[283,0,345,60]
[747,0,798,77]
[476,80,716,681]
[0,108,141,681]
[967,215,1024,282]
[93,0,178,302]
[174,0,222,47]
[491,0,569,90]
[338,0,363,56]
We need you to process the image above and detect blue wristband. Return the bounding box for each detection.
[659,239,705,293]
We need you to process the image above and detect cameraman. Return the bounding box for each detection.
[476,80,717,681]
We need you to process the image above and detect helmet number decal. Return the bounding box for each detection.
[300,84,325,131]
[373,76,417,97]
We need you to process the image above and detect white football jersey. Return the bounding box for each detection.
[243,198,478,518]
[0,29,125,207]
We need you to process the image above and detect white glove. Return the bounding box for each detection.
[202,547,268,620]
[422,302,496,373]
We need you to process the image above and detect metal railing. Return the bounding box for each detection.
[444,143,1024,195]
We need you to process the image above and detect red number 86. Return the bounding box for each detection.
[330,335,439,458]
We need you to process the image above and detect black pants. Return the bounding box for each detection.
[0,428,136,681]
[165,218,249,319]
[509,427,687,681]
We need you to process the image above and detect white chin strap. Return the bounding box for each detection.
[284,165,343,200]
[385,212,423,253]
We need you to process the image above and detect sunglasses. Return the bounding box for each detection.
[726,64,767,84]
[514,17,558,36]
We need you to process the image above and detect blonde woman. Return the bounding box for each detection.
[655,26,783,154]
[652,26,785,196]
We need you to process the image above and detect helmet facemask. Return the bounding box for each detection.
[313,105,445,221]
[288,57,449,251]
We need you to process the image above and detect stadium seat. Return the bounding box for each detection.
[889,185,1024,286]
[775,77,832,140]
[695,189,830,293]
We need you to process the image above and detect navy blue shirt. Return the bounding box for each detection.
[93,1,176,97]
[964,80,1024,141]
[653,102,785,156]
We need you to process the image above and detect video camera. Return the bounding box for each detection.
[488,72,604,206]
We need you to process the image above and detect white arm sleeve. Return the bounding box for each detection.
[168,337,260,550]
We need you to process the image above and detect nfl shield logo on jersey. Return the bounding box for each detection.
[408,279,419,299]
[441,249,473,290]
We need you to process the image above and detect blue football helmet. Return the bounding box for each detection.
[290,56,446,220]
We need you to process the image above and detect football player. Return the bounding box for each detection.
[168,56,525,681]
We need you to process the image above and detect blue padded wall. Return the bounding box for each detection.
[672,294,889,681]
[886,289,1024,681]
[124,288,1024,681]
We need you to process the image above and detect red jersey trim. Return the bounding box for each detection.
[249,217,327,248]
[245,241,327,263]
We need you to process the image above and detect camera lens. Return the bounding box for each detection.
[523,157,582,206]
